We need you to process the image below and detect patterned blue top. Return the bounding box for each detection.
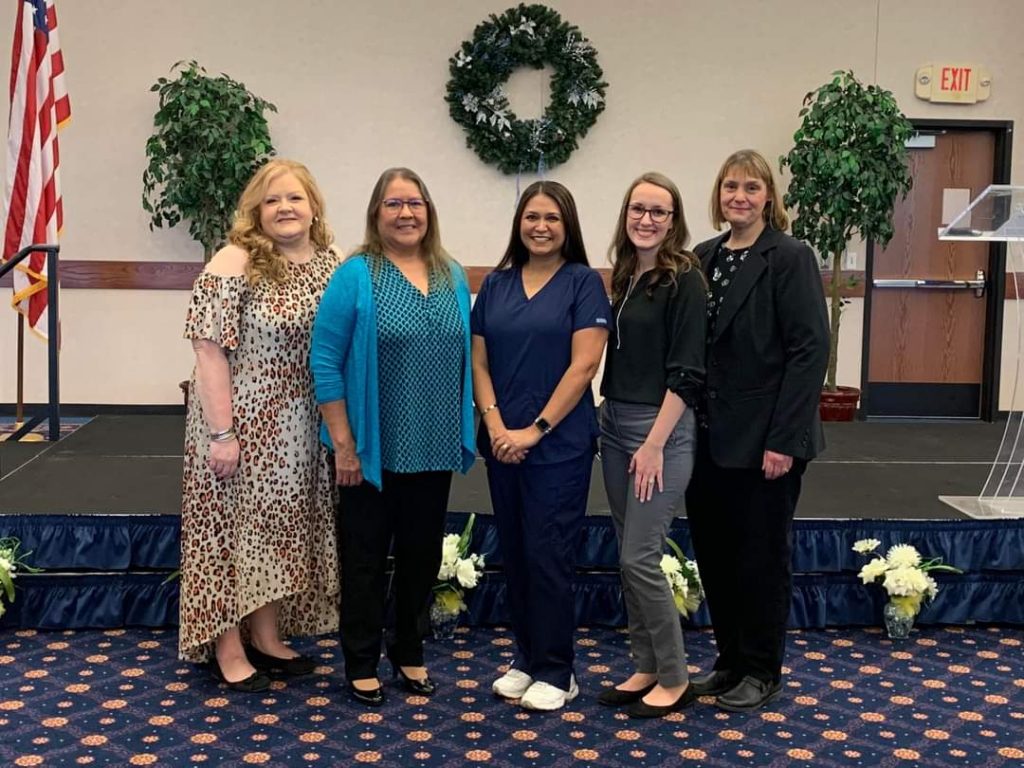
[371,257,465,473]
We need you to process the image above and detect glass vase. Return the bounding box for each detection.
[429,599,460,641]
[883,601,916,640]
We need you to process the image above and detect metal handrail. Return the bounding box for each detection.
[1,244,60,441]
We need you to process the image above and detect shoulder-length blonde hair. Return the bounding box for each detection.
[356,167,452,283]
[709,149,789,232]
[229,158,333,284]
[609,172,703,305]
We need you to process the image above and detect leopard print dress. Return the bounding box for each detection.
[179,249,341,662]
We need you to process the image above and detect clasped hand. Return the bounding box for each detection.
[490,427,539,464]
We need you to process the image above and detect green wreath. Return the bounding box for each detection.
[445,4,607,175]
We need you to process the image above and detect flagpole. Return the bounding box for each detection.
[15,312,24,424]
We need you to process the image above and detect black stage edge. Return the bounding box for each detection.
[0,415,1009,519]
[2,416,1023,630]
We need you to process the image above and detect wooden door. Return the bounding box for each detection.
[865,130,995,417]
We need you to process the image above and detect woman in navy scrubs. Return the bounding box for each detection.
[471,181,609,711]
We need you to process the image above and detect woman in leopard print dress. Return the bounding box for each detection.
[179,159,340,691]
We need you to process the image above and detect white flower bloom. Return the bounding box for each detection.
[455,557,480,589]
[924,575,939,599]
[455,50,473,68]
[853,539,881,554]
[883,565,930,597]
[0,556,12,573]
[858,558,888,585]
[886,544,922,568]
[660,554,682,576]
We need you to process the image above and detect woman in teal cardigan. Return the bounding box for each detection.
[311,168,474,707]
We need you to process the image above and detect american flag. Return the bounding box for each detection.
[2,0,69,339]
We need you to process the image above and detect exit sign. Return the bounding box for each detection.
[915,64,991,104]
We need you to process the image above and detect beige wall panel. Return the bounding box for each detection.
[2,1,1021,404]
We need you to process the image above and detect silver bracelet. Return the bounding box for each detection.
[480,403,499,416]
[209,426,236,442]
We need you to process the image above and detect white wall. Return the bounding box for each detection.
[1,0,1022,405]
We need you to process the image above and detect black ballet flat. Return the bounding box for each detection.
[597,682,656,707]
[347,680,385,707]
[393,666,437,696]
[626,684,697,719]
[210,658,271,693]
[244,644,316,676]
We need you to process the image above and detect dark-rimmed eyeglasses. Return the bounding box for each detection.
[626,204,673,224]
[381,198,427,215]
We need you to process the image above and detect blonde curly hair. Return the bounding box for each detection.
[228,159,333,284]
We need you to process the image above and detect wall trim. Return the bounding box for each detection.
[2,259,887,297]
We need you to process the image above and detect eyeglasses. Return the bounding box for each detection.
[381,198,427,215]
[626,204,673,223]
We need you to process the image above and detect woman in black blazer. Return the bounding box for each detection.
[685,149,829,711]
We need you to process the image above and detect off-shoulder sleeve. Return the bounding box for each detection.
[183,272,248,350]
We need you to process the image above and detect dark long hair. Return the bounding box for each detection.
[608,172,703,304]
[495,181,589,271]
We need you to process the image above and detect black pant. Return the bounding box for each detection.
[685,437,805,684]
[336,470,452,680]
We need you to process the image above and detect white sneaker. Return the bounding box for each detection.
[492,668,533,699]
[519,676,579,711]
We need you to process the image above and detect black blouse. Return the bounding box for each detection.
[600,266,707,408]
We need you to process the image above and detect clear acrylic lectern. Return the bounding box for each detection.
[938,185,1024,518]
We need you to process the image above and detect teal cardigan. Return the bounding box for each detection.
[310,254,476,489]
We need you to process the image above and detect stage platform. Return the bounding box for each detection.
[1,415,1023,630]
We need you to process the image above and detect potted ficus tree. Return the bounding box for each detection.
[142,61,277,406]
[142,60,278,260]
[780,70,914,421]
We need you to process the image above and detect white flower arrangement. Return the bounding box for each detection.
[0,537,40,619]
[661,538,703,618]
[434,514,486,616]
[852,538,961,618]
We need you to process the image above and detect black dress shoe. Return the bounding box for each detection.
[245,644,316,676]
[715,675,782,712]
[393,666,437,696]
[210,659,271,692]
[348,680,385,707]
[626,684,697,719]
[597,682,656,707]
[690,669,739,696]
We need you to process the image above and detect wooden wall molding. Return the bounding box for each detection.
[3,260,1021,299]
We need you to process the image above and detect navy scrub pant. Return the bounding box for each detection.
[486,452,592,691]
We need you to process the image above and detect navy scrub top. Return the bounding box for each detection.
[471,261,611,466]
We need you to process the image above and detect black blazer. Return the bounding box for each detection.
[695,227,830,469]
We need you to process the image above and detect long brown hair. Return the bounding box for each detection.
[709,149,789,232]
[229,158,333,284]
[608,172,702,304]
[495,181,589,271]
[356,167,452,282]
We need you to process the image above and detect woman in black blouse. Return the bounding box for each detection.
[685,150,828,712]
[597,172,707,718]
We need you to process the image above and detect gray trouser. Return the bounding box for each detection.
[600,400,696,687]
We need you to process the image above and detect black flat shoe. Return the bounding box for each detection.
[715,676,782,712]
[626,684,697,719]
[597,682,656,707]
[348,680,385,707]
[393,666,437,696]
[690,669,739,696]
[245,644,316,676]
[210,659,271,692]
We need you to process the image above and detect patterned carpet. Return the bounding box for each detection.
[1,625,1022,767]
